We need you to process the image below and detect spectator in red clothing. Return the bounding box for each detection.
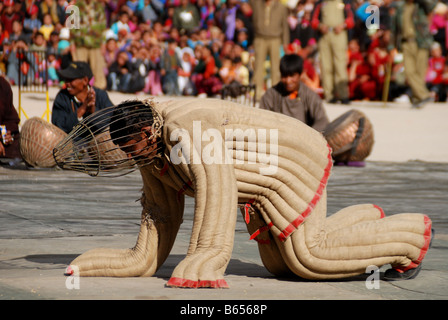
[347,38,377,101]
[301,55,322,96]
[1,0,23,36]
[426,42,446,101]
[367,31,390,99]
[348,38,363,62]
[0,21,9,49]
[192,45,222,97]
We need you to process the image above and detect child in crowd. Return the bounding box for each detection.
[46,52,60,86]
[47,31,60,55]
[178,46,196,95]
[39,13,54,41]
[141,30,155,47]
[107,51,132,92]
[23,5,42,35]
[192,45,222,97]
[116,29,131,51]
[198,28,211,47]
[29,32,46,51]
[103,36,119,76]
[152,21,169,42]
[144,43,163,95]
[128,45,150,93]
[347,38,377,101]
[232,56,249,86]
[218,57,235,85]
[9,20,26,44]
[111,11,132,36]
[426,42,446,101]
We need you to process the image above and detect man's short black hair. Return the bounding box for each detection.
[280,54,304,77]
[109,100,155,146]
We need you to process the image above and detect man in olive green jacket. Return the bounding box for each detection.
[389,0,437,108]
[249,0,289,101]
[70,0,108,90]
[311,0,355,104]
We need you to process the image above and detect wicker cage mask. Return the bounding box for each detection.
[53,99,164,177]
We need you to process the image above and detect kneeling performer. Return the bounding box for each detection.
[54,98,433,287]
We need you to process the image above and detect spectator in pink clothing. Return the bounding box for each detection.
[430,2,448,55]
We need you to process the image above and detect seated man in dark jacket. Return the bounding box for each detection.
[52,61,114,134]
[259,54,329,133]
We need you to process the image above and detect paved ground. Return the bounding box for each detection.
[1,87,448,302]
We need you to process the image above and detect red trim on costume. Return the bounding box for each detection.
[393,215,432,273]
[159,162,169,176]
[244,199,255,224]
[278,144,333,242]
[65,265,74,275]
[249,222,274,241]
[395,262,419,273]
[166,277,229,288]
[416,216,433,263]
[373,204,386,218]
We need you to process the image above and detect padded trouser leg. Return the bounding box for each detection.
[273,193,432,279]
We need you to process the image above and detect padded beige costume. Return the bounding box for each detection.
[65,98,432,288]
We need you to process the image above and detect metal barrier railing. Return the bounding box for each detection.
[18,49,51,122]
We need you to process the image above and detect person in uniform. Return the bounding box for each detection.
[311,0,354,104]
[249,0,289,101]
[70,0,108,90]
[389,0,437,108]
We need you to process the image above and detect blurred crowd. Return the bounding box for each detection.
[1,0,448,102]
